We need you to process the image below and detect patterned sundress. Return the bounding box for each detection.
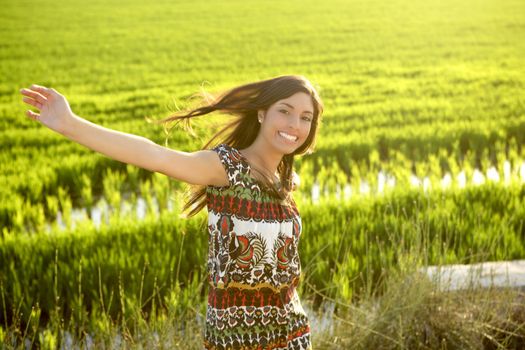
[204,143,311,350]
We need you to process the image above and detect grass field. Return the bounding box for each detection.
[1,0,525,348]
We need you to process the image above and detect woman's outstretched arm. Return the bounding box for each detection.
[19,84,228,186]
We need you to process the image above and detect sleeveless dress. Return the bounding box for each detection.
[204,143,311,350]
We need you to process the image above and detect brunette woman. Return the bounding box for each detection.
[20,75,323,349]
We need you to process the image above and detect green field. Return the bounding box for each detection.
[1,0,525,348]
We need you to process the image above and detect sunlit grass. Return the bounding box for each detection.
[1,0,524,348]
[2,188,524,348]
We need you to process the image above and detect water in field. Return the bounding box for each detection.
[313,160,525,202]
[49,160,525,232]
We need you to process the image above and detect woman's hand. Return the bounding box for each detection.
[20,84,75,134]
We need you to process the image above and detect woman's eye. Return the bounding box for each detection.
[302,116,312,122]
[280,109,289,114]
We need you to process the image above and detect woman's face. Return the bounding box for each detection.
[257,92,314,155]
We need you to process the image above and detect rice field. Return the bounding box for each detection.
[1,0,524,348]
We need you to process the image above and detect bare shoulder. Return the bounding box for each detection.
[154,147,228,187]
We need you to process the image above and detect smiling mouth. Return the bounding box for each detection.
[278,131,298,142]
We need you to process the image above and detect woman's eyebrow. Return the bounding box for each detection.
[279,102,313,115]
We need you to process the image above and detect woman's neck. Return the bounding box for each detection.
[240,142,282,179]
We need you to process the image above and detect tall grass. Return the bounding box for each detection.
[313,206,525,349]
[1,181,524,349]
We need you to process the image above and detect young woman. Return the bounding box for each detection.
[19,75,324,350]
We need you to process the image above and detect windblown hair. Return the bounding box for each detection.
[153,75,323,217]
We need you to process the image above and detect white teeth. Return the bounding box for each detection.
[279,131,298,142]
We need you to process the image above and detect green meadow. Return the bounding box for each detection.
[1,0,525,348]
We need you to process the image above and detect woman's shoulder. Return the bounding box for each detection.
[208,143,251,189]
[212,143,245,166]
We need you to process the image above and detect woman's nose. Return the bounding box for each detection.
[289,115,300,129]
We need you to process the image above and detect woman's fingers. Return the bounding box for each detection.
[20,88,47,104]
[20,85,52,112]
[29,84,52,98]
[22,96,43,110]
[26,109,40,120]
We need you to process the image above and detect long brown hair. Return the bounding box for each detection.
[153,75,324,217]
